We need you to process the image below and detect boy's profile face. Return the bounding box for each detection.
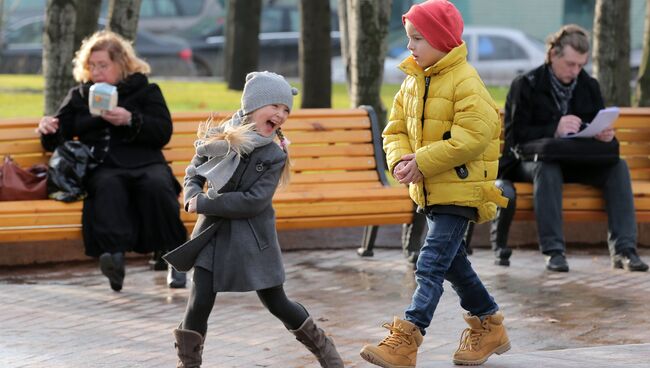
[404,20,447,69]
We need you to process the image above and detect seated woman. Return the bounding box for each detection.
[37,30,187,291]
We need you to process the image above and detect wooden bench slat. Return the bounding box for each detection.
[163,143,376,160]
[274,199,413,218]
[276,213,414,230]
[273,187,408,203]
[292,156,376,171]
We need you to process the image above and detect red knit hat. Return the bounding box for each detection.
[402,0,464,53]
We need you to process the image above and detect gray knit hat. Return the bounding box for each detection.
[241,71,299,115]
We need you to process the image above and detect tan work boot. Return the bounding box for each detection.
[453,312,510,365]
[360,317,423,368]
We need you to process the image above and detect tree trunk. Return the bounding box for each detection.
[299,0,331,108]
[43,0,78,115]
[593,0,630,106]
[107,0,142,42]
[345,0,392,126]
[634,0,650,106]
[43,0,101,115]
[225,0,261,90]
[337,0,351,92]
[75,1,101,51]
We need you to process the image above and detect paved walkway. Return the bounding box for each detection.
[1,247,649,367]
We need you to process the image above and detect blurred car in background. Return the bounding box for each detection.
[333,26,547,86]
[180,0,341,77]
[0,16,196,76]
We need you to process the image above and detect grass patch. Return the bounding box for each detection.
[0,74,506,119]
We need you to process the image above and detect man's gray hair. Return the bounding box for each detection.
[545,24,590,64]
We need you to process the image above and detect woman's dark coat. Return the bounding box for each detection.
[40,73,186,256]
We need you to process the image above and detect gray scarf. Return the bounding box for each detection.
[186,110,275,198]
[548,65,577,115]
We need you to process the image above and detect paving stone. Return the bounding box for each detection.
[0,248,649,367]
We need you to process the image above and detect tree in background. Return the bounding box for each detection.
[593,0,631,106]
[635,0,650,106]
[338,0,392,126]
[107,0,142,42]
[299,0,332,108]
[43,0,100,115]
[225,0,261,90]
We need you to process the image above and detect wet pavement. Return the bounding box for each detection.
[1,247,649,367]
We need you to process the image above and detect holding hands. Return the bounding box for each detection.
[394,153,423,184]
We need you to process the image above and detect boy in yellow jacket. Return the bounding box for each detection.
[360,1,511,367]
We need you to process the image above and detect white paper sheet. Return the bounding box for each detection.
[562,107,620,138]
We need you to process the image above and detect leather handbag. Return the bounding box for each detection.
[0,156,48,201]
[516,137,620,166]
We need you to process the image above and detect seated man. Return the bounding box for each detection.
[494,24,648,272]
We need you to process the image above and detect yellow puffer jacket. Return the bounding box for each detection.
[383,43,508,223]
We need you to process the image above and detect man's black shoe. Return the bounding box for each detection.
[612,249,649,272]
[494,247,512,267]
[545,252,569,272]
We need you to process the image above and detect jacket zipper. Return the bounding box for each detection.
[421,76,431,206]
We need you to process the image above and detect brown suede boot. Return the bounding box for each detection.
[173,328,204,368]
[359,317,423,368]
[290,316,344,367]
[453,312,510,365]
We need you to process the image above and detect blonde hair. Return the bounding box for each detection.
[72,30,151,83]
[545,24,590,64]
[197,114,292,188]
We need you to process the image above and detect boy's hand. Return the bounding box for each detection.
[393,160,409,181]
[396,153,423,184]
[555,114,582,137]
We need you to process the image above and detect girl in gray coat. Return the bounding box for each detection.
[167,72,344,368]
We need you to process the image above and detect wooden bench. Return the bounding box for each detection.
[0,107,413,260]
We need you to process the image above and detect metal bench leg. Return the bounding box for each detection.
[358,225,378,257]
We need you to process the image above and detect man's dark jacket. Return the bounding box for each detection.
[499,64,605,178]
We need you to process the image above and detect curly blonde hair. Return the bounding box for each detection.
[72,30,151,83]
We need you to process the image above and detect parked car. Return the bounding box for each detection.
[0,16,196,76]
[333,26,546,86]
[182,0,341,77]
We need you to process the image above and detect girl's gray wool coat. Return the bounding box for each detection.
[178,142,287,292]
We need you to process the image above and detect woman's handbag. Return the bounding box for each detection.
[516,137,620,166]
[0,156,48,201]
[47,141,98,202]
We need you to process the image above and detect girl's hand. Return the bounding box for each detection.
[101,107,132,126]
[36,116,59,135]
[187,196,198,213]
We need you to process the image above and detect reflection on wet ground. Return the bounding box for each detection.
[1,248,649,367]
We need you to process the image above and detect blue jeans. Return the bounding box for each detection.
[405,213,499,333]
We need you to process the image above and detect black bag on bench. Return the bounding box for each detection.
[516,137,619,166]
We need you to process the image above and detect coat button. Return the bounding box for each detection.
[256,163,264,172]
